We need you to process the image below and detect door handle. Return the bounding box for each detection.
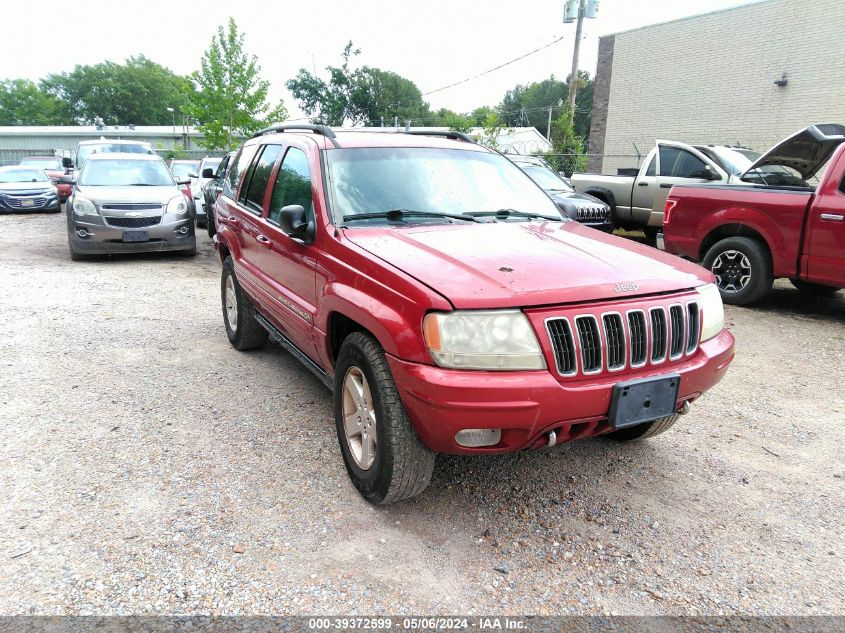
[637,182,648,187]
[256,234,272,247]
[659,183,672,189]
[820,213,844,221]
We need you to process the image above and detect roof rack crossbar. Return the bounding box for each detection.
[252,124,339,147]
[402,130,475,144]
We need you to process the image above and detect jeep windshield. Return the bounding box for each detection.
[327,147,562,224]
[79,159,175,187]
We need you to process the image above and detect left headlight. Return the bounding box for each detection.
[696,283,725,342]
[166,195,188,215]
[423,310,547,370]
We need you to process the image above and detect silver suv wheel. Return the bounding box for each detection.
[224,275,238,332]
[342,366,377,470]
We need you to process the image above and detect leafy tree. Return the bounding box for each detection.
[286,42,429,126]
[186,18,286,150]
[498,72,593,140]
[0,79,71,125]
[541,109,587,176]
[40,56,193,125]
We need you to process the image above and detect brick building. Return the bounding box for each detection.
[587,0,845,174]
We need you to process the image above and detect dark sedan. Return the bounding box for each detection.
[507,154,613,232]
[0,166,60,213]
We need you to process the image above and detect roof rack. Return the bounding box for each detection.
[402,130,475,144]
[252,124,339,147]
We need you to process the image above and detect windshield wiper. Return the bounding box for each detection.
[342,209,481,223]
[464,208,560,221]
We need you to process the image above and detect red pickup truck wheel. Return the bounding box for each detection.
[221,257,268,351]
[334,332,435,504]
[703,237,773,305]
[789,279,841,297]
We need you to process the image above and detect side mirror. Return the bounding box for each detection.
[201,168,215,178]
[188,172,198,179]
[691,167,721,181]
[176,178,191,186]
[59,174,76,184]
[61,157,73,169]
[278,204,314,243]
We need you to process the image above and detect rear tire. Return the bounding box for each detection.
[334,332,435,504]
[605,414,680,441]
[221,256,267,350]
[703,236,773,305]
[789,278,841,297]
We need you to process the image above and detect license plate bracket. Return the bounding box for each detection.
[608,373,680,429]
[122,230,149,243]
[20,199,34,207]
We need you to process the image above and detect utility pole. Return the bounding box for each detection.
[567,0,585,117]
[547,106,553,140]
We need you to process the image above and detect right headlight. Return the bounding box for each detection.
[422,310,546,371]
[696,283,725,341]
[72,196,97,216]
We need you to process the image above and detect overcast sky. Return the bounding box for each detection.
[2,0,757,121]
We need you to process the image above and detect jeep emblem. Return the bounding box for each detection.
[614,282,639,292]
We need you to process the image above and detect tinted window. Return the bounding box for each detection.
[79,159,174,186]
[645,157,656,176]
[224,145,258,198]
[659,147,706,178]
[269,148,314,225]
[241,144,282,212]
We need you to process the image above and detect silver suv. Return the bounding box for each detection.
[64,153,196,260]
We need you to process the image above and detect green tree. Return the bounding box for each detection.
[0,79,71,125]
[40,56,193,125]
[286,42,429,126]
[186,18,286,150]
[542,109,586,176]
[498,72,593,140]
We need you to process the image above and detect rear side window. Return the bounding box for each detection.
[659,147,706,178]
[240,144,283,213]
[268,148,314,225]
[645,157,656,176]
[224,144,258,198]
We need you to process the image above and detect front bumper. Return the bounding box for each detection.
[0,193,60,212]
[388,329,734,455]
[68,213,195,254]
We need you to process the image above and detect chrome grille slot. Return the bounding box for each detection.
[602,313,625,370]
[546,318,577,376]
[669,305,684,359]
[686,302,700,354]
[650,308,667,362]
[627,310,647,367]
[575,316,602,373]
[100,203,163,211]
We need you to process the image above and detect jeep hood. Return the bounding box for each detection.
[344,221,710,309]
[741,123,845,181]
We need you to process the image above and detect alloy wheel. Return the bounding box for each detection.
[711,249,752,293]
[224,275,238,332]
[342,366,377,470]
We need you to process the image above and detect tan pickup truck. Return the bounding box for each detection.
[571,141,785,237]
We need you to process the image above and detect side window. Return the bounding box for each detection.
[223,144,258,198]
[645,156,656,176]
[215,156,229,178]
[268,147,314,226]
[839,172,845,195]
[240,144,283,213]
[659,146,707,178]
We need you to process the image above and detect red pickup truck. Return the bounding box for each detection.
[662,124,845,305]
[213,125,735,504]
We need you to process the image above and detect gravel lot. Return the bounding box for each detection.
[1,211,843,616]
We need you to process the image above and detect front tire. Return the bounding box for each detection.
[605,414,680,441]
[334,332,435,504]
[789,278,841,297]
[703,236,773,305]
[221,256,267,350]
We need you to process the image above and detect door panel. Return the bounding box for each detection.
[805,183,845,287]
[253,145,321,359]
[652,142,726,227]
[630,154,656,224]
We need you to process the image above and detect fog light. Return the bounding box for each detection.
[176,226,189,235]
[455,428,501,448]
[75,228,89,238]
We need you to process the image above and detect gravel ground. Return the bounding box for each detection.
[1,211,843,616]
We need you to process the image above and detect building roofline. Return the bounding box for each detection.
[602,0,770,38]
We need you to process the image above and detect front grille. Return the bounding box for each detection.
[546,318,577,376]
[602,313,625,370]
[575,316,602,373]
[576,205,609,222]
[628,310,647,366]
[5,197,47,208]
[546,297,700,378]
[105,216,161,228]
[100,203,162,211]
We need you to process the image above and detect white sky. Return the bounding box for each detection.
[1,0,756,120]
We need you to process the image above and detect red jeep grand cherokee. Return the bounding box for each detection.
[213,125,735,504]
